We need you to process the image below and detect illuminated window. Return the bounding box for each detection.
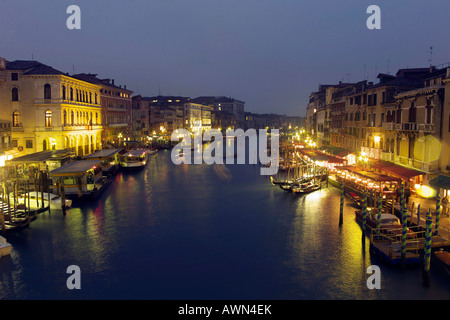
[45,110,52,127]
[12,111,20,127]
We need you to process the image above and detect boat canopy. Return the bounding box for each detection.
[84,149,123,160]
[50,160,101,176]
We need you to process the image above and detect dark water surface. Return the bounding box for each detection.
[1,150,450,300]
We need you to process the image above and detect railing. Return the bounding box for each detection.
[34,98,101,108]
[382,122,395,131]
[418,123,436,132]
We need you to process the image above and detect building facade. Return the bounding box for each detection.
[72,73,133,147]
[0,60,103,157]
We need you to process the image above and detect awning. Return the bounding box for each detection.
[50,160,101,176]
[371,161,425,180]
[430,175,450,190]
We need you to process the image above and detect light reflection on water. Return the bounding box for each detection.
[0,150,450,299]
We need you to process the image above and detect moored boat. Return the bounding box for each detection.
[120,150,148,169]
[292,182,321,194]
[14,191,72,210]
[355,209,416,238]
[434,249,450,275]
[0,235,12,257]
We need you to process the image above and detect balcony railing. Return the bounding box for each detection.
[34,125,103,132]
[418,123,436,132]
[35,98,101,108]
[382,122,395,131]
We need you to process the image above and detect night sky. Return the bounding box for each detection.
[1,0,450,116]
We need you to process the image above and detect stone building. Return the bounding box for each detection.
[0,60,103,157]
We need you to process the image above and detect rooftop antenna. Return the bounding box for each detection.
[428,46,433,66]
[31,54,34,61]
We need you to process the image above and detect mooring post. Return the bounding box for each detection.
[339,183,344,226]
[61,185,66,216]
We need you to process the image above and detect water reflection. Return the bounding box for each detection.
[0,151,450,299]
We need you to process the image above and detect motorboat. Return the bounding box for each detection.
[6,191,72,210]
[120,150,148,169]
[25,191,72,209]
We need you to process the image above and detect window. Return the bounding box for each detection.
[62,86,66,100]
[11,73,18,81]
[11,87,19,101]
[71,111,75,124]
[12,111,20,127]
[70,88,74,101]
[408,102,416,123]
[45,110,52,127]
[26,140,33,149]
[63,110,67,126]
[44,84,52,99]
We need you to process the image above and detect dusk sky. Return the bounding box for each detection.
[1,0,450,116]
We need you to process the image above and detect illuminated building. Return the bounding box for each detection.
[72,73,133,147]
[0,60,103,156]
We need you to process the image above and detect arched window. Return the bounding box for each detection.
[71,111,75,124]
[95,93,98,104]
[12,111,20,127]
[62,85,66,100]
[63,110,67,126]
[70,88,74,101]
[11,87,19,101]
[43,139,47,151]
[44,84,52,99]
[95,112,98,124]
[45,110,52,127]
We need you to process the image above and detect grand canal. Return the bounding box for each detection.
[1,150,450,300]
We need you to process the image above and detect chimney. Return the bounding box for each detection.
[112,79,115,85]
[124,85,126,90]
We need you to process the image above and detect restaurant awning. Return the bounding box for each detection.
[371,161,425,180]
[429,175,450,190]
[338,166,401,183]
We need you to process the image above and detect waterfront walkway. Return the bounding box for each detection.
[406,194,450,236]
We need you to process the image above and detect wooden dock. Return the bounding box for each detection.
[369,227,450,265]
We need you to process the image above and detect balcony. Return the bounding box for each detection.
[382,122,395,131]
[389,122,436,133]
[11,126,24,132]
[418,123,436,132]
[35,98,101,108]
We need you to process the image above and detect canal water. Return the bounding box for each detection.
[1,149,450,300]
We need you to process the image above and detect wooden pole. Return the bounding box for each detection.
[339,183,344,226]
[26,180,31,225]
[0,197,5,235]
[48,190,51,215]
[61,185,66,216]
[40,172,45,209]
